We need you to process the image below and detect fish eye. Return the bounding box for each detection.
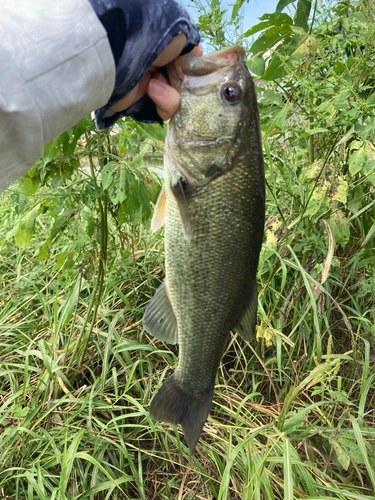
[221,83,242,103]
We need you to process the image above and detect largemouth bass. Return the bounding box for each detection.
[143,45,265,453]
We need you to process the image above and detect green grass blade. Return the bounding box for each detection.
[283,438,294,500]
[350,415,375,491]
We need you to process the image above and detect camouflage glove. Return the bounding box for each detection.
[88,0,200,128]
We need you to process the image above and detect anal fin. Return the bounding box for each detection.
[235,282,258,342]
[143,281,178,344]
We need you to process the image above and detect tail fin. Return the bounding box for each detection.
[150,374,213,454]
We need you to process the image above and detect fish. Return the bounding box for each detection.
[143,45,265,454]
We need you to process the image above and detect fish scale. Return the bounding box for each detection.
[165,153,262,396]
[143,45,265,453]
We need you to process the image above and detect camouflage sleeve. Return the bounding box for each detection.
[88,0,200,128]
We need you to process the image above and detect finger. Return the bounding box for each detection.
[109,85,139,113]
[109,36,201,114]
[152,33,187,67]
[189,43,203,57]
[109,69,156,112]
[147,74,180,121]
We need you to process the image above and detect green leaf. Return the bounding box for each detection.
[108,167,127,205]
[24,471,48,500]
[262,51,287,81]
[51,176,62,189]
[347,11,368,25]
[330,210,350,248]
[13,404,30,419]
[14,224,32,248]
[301,160,323,181]
[54,251,76,272]
[348,141,375,175]
[87,218,96,238]
[294,0,312,32]
[60,115,95,161]
[243,20,273,38]
[231,0,246,21]
[290,34,316,63]
[22,204,42,232]
[22,176,39,195]
[329,438,350,470]
[242,14,293,38]
[12,204,42,248]
[62,136,79,161]
[261,24,294,38]
[262,34,316,80]
[10,193,27,215]
[338,434,365,465]
[305,185,327,217]
[118,201,128,226]
[38,239,51,261]
[101,161,118,190]
[299,127,329,138]
[354,117,375,141]
[145,176,162,204]
[129,205,143,226]
[275,0,295,22]
[334,61,346,75]
[261,89,284,106]
[332,91,350,111]
[250,34,282,56]
[332,176,348,205]
[51,211,72,240]
[138,181,150,212]
[246,55,265,77]
[55,251,69,271]
[348,186,363,214]
[43,139,60,166]
[126,173,146,225]
[5,223,19,241]
[133,138,153,166]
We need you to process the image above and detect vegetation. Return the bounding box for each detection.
[1,0,375,498]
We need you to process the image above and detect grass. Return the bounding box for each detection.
[1,185,375,500]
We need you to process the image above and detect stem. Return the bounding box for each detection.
[78,131,108,367]
[309,0,318,36]
[63,274,82,367]
[66,132,108,372]
[309,114,315,165]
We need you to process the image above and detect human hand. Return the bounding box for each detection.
[109,33,203,121]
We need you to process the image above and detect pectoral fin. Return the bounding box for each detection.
[235,284,258,342]
[151,185,166,232]
[143,281,178,344]
[171,179,192,242]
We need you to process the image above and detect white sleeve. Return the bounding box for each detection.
[0,0,115,193]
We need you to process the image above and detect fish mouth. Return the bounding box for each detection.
[168,45,246,90]
[183,45,246,75]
